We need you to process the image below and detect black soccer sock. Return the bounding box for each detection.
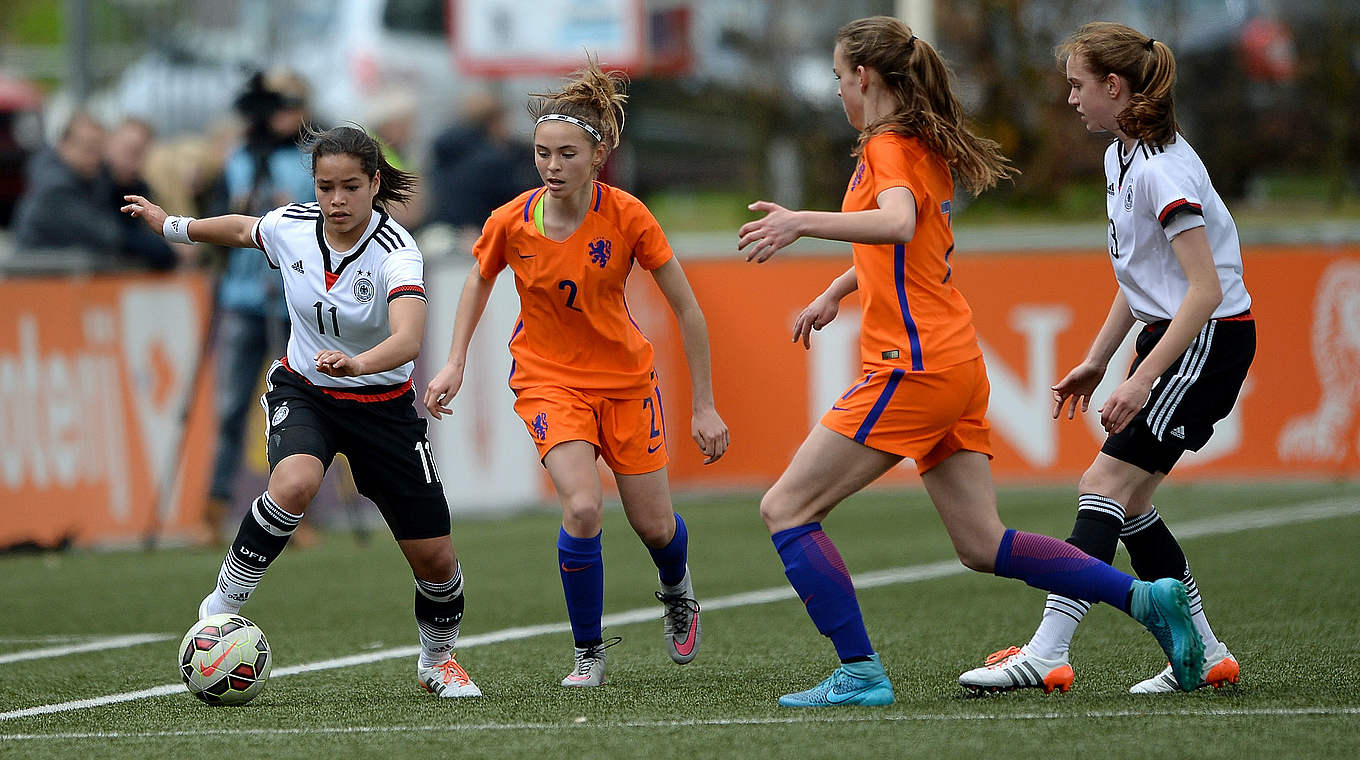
[415,564,465,667]
[1121,507,1219,650]
[214,492,301,610]
[1120,508,1188,581]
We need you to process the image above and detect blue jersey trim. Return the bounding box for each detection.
[854,368,906,443]
[894,243,925,371]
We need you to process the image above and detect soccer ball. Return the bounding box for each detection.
[178,613,272,705]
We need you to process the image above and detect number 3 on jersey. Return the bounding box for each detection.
[313,300,341,336]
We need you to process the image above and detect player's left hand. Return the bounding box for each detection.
[738,201,802,263]
[691,406,730,465]
[120,194,167,234]
[1098,375,1153,434]
[314,350,363,377]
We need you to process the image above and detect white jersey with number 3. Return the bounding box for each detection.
[1104,134,1251,322]
[251,202,426,387]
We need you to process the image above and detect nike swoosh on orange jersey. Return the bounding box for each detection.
[198,640,240,678]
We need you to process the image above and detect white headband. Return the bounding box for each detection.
[536,113,603,143]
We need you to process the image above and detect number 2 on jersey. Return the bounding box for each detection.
[313,301,341,336]
[557,279,583,311]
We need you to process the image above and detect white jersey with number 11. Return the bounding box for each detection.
[251,202,426,388]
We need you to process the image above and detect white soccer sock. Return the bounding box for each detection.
[1026,595,1090,661]
[1025,494,1126,661]
[1182,569,1222,653]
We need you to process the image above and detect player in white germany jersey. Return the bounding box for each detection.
[253,198,425,388]
[122,124,481,698]
[960,22,1254,696]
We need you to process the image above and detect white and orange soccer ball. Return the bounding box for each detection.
[178,614,272,705]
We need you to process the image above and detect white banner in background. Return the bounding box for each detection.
[424,258,546,513]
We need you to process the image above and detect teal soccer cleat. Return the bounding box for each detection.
[777,654,895,707]
[1129,578,1205,692]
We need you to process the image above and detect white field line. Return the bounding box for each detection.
[2,497,1356,724]
[0,635,175,665]
[3,706,1359,741]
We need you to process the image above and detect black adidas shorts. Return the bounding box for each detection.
[261,362,451,540]
[1101,313,1255,475]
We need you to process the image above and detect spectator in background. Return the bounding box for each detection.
[426,93,537,245]
[367,89,423,229]
[204,69,317,545]
[12,109,177,271]
[101,117,187,270]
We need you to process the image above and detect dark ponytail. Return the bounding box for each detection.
[300,123,417,210]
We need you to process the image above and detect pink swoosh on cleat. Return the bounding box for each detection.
[672,613,699,657]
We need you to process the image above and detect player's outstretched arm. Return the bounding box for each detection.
[120,194,258,250]
[424,267,496,420]
[738,188,916,263]
[651,258,730,464]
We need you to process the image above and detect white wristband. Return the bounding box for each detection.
[163,215,195,244]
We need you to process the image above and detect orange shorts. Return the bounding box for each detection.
[820,355,993,474]
[513,381,669,475]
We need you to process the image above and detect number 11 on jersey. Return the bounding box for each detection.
[313,301,341,336]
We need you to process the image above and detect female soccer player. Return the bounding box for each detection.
[423,60,729,688]
[122,125,481,698]
[958,21,1252,696]
[737,16,1204,708]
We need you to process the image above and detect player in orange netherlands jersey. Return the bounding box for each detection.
[737,16,1204,707]
[123,125,480,698]
[424,58,729,688]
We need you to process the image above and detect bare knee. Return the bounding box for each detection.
[760,486,806,534]
[948,530,1001,573]
[267,469,321,513]
[560,492,603,535]
[412,548,454,581]
[1076,469,1109,498]
[630,513,674,547]
[956,546,996,573]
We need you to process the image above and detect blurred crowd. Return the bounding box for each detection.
[0,66,539,280]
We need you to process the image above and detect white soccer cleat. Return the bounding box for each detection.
[418,655,482,697]
[1130,641,1239,694]
[958,645,1075,694]
[561,637,620,687]
[657,567,701,665]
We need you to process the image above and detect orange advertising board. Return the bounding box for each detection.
[631,244,1360,489]
[0,273,214,548]
[6,245,1356,547]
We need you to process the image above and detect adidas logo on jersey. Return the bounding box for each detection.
[1107,182,1116,196]
[1170,425,1186,439]
[291,260,305,274]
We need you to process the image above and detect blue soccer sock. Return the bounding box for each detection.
[647,512,689,587]
[558,527,605,646]
[772,523,874,662]
[994,529,1135,612]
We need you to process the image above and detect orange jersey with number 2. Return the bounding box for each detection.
[474,181,673,399]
